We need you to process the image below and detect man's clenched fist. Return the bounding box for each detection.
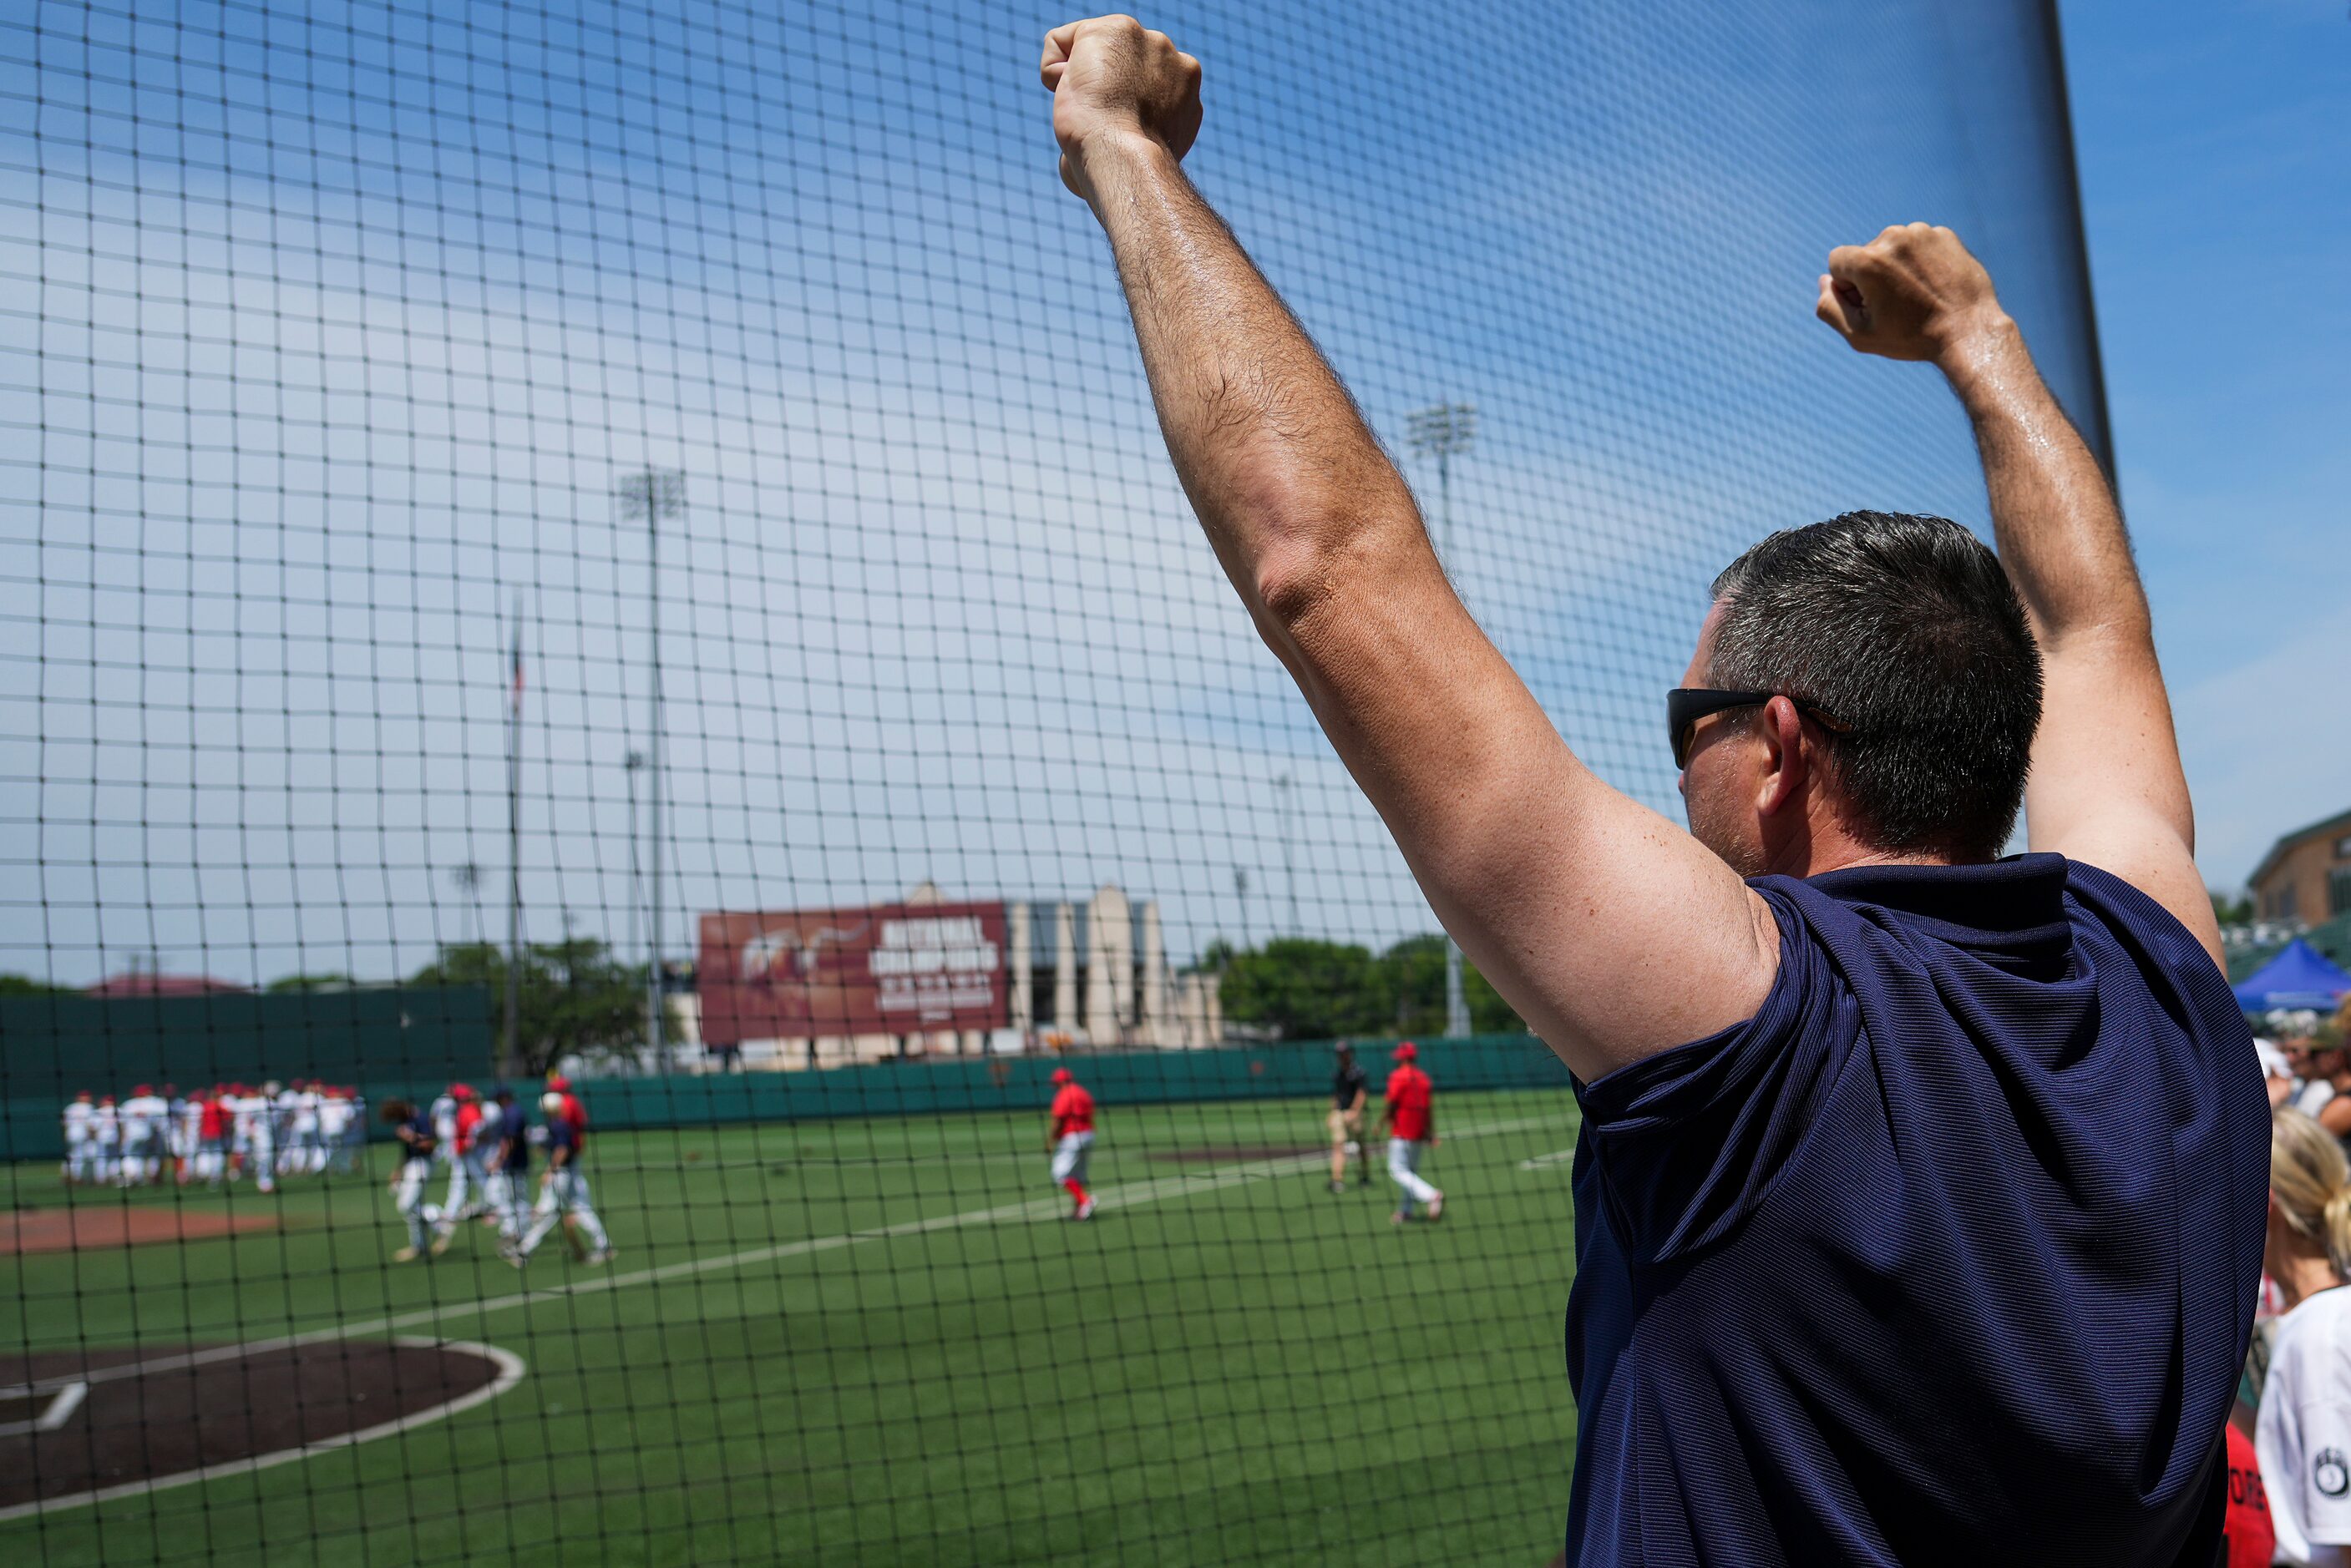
[1040,16,1201,205]
[1815,223,2007,363]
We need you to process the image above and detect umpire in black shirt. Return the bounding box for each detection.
[1329,1043,1371,1193]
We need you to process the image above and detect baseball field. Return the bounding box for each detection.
[2,1088,1585,1566]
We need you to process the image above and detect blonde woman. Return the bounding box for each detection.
[2257,1108,2351,1565]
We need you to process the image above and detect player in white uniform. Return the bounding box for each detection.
[283,1081,320,1176]
[316,1088,353,1176]
[171,1088,200,1183]
[435,1087,475,1220]
[119,1086,170,1185]
[62,1092,96,1184]
[479,1087,530,1241]
[92,1096,120,1185]
[241,1083,279,1193]
[382,1098,445,1262]
[504,1091,614,1267]
[469,1090,507,1227]
[340,1088,368,1173]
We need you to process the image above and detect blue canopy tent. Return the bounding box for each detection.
[2234,938,2351,1013]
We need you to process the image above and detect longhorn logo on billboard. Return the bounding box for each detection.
[699,902,1008,1043]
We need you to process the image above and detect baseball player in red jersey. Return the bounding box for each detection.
[545,1073,588,1134]
[1047,1067,1097,1221]
[1383,1041,1442,1224]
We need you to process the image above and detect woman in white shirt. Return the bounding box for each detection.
[2257,1108,2351,1565]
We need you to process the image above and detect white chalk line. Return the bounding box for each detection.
[0,1337,526,1524]
[1517,1147,1578,1171]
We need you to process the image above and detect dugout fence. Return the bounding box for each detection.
[3,0,2108,1561]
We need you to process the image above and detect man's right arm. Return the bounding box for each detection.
[1041,16,1780,1080]
[1816,225,2220,964]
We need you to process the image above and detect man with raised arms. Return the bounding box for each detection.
[1036,18,2267,1563]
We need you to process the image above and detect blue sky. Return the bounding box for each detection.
[2060,0,2350,890]
[0,0,2338,987]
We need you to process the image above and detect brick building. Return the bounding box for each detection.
[2249,807,2351,925]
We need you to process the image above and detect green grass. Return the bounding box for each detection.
[2,1090,1585,1566]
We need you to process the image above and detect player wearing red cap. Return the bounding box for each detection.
[436,1084,486,1247]
[1046,1067,1097,1221]
[545,1072,588,1134]
[1383,1042,1442,1223]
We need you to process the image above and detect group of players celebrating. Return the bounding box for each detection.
[59,1080,364,1192]
[375,1075,615,1271]
[57,1074,616,1273]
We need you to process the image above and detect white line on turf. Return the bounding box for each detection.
[1517,1148,1578,1171]
[0,1338,526,1523]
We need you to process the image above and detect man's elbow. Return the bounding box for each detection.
[1253,534,1340,632]
[1251,505,1427,634]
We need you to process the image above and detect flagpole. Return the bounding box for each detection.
[504,593,524,1079]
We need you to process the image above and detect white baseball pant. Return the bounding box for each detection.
[1387,1137,1439,1209]
[517,1169,610,1257]
[1049,1132,1093,1186]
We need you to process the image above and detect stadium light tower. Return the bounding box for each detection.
[616,468,685,1073]
[624,750,646,1019]
[1272,773,1300,936]
[1406,402,1477,1039]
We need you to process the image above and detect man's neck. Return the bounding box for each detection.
[1761,796,1966,881]
[1771,834,1961,882]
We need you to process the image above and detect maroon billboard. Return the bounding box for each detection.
[698,902,1009,1044]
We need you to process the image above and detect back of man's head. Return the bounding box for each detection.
[1709,511,2041,863]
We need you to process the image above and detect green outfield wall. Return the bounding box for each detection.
[0,987,494,1160]
[1,1032,1567,1161]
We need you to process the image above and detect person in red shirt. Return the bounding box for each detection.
[1383,1041,1442,1224]
[2222,1422,2273,1568]
[545,1073,589,1133]
[1046,1067,1097,1221]
[195,1086,231,1185]
[440,1084,487,1245]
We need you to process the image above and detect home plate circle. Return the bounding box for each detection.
[0,1337,525,1519]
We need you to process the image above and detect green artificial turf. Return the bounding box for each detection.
[1,1090,1585,1566]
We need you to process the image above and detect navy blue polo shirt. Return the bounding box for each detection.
[1564,854,2267,1566]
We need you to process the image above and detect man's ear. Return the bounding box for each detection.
[1755,695,1808,818]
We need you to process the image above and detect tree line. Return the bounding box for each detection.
[1203,933,1526,1042]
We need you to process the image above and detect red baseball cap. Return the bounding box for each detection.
[1051,1068,1074,1085]
[452,1084,474,1100]
[546,1075,570,1091]
[1392,1041,1418,1061]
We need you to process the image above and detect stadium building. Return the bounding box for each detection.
[697,882,1222,1070]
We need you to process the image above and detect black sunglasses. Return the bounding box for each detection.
[1668,688,1852,770]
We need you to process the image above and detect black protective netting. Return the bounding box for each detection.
[1,2,2106,1563]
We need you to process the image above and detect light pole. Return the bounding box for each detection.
[503,594,526,1079]
[1272,773,1300,936]
[452,862,483,947]
[616,468,684,1073]
[624,750,646,1052]
[1407,402,1477,1038]
[1233,866,1250,949]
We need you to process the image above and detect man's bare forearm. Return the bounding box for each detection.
[1934,317,2148,650]
[1076,131,1431,631]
